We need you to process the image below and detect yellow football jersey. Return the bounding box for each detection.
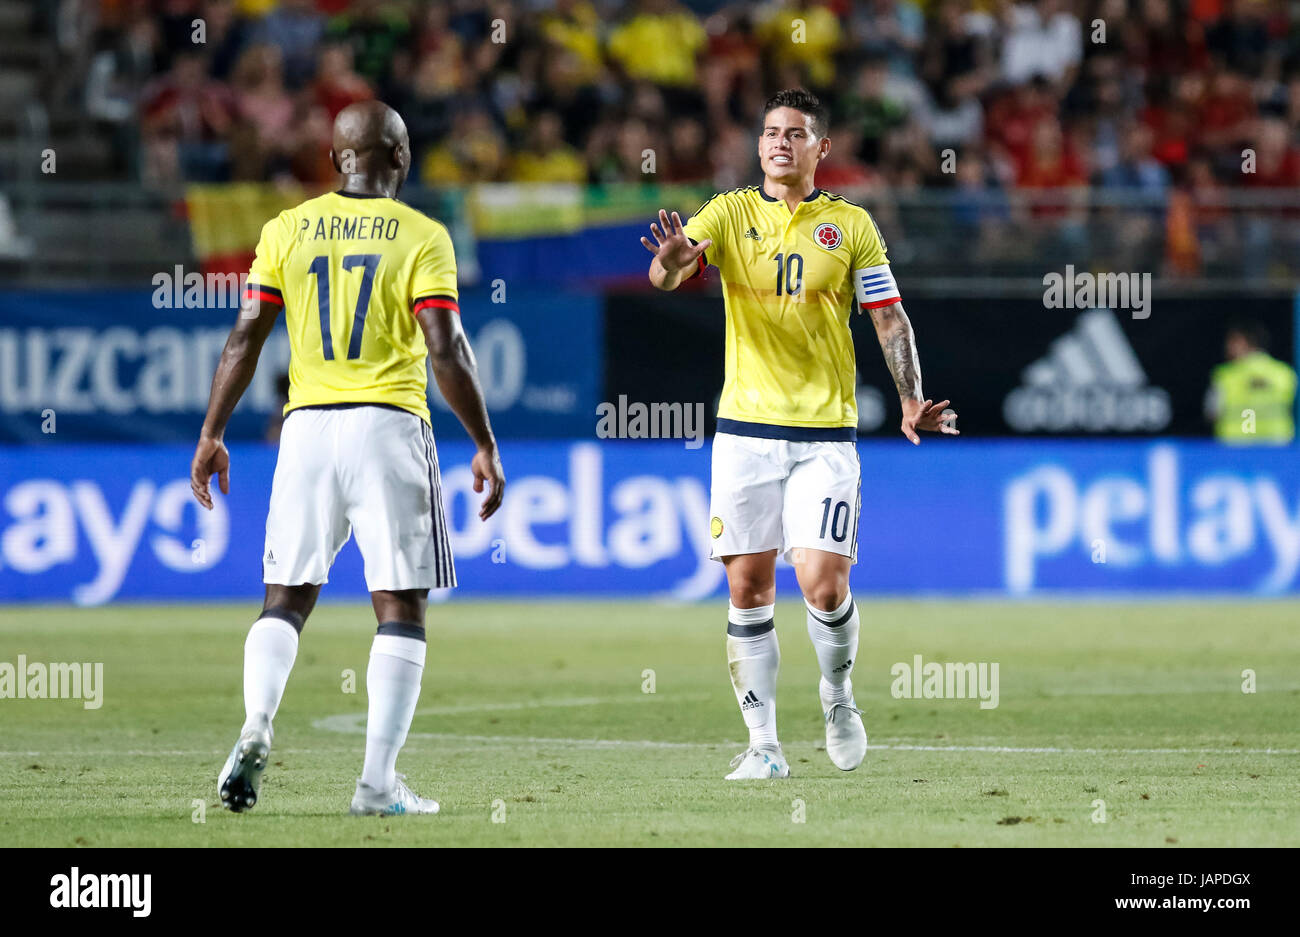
[682,186,900,439]
[245,191,459,423]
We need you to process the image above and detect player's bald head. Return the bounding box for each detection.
[331,101,409,182]
[333,100,407,154]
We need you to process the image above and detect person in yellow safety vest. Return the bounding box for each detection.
[1205,321,1297,444]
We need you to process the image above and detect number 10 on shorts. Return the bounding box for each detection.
[819,498,850,543]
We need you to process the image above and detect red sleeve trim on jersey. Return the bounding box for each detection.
[684,240,707,281]
[412,295,460,315]
[862,296,902,310]
[243,284,283,305]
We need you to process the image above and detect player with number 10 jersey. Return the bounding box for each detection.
[641,89,959,781]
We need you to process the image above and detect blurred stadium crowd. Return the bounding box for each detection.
[50,0,1300,200]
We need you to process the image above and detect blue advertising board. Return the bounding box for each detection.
[0,439,1293,604]
[0,287,599,442]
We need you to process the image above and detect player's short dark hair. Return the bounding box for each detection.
[1227,319,1269,351]
[762,89,828,138]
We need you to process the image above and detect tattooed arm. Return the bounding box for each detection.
[867,301,959,445]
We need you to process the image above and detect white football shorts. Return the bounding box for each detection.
[709,432,861,564]
[262,404,455,591]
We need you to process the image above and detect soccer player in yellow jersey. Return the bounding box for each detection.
[190,101,506,816]
[641,89,958,779]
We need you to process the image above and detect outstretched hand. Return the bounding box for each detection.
[900,398,958,445]
[640,209,711,275]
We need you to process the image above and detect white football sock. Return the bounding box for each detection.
[242,615,300,733]
[806,592,859,706]
[726,602,780,749]
[361,632,426,792]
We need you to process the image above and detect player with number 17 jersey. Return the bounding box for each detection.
[191,101,504,820]
[246,189,461,590]
[247,190,459,423]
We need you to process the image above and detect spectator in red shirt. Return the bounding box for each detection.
[1016,119,1087,189]
[1244,118,1300,189]
[312,42,374,122]
[1197,66,1255,154]
[1126,0,1208,76]
[986,78,1054,176]
[1015,118,1089,241]
[230,44,294,171]
[1140,76,1195,168]
[140,50,235,181]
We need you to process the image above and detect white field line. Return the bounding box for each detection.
[3,695,1297,757]
[312,709,1300,754]
[1032,684,1300,696]
[405,693,713,716]
[871,743,1300,755]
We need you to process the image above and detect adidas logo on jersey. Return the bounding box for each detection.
[741,689,763,710]
[1004,309,1170,433]
[264,549,276,566]
[743,227,762,241]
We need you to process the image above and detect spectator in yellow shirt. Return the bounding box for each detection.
[757,1,844,89]
[421,110,507,184]
[607,0,707,88]
[510,111,588,183]
[539,0,605,85]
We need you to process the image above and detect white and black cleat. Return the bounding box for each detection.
[218,715,272,813]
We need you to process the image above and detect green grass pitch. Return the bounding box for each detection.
[2,600,1297,847]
